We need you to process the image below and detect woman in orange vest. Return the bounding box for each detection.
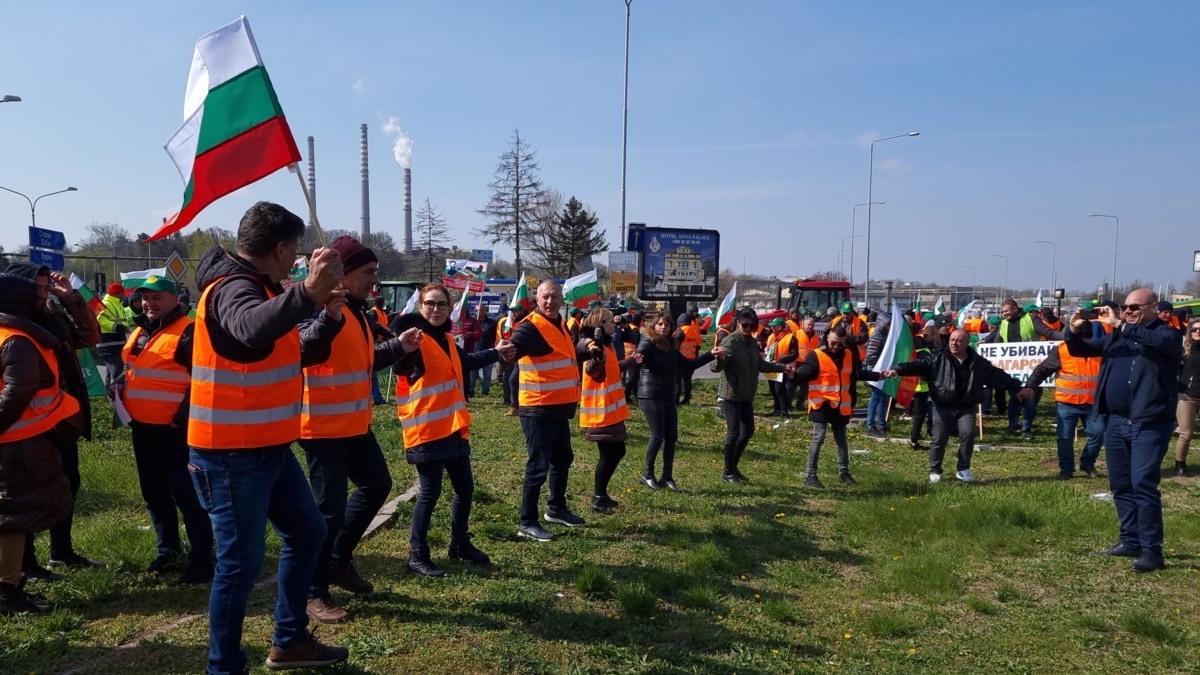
[673,313,705,405]
[393,283,514,576]
[0,274,76,615]
[576,307,642,513]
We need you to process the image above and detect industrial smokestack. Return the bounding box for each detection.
[360,123,370,239]
[403,168,412,254]
[306,136,316,227]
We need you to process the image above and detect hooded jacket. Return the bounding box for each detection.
[894,347,1023,414]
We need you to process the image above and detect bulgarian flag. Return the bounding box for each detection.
[1035,289,1044,309]
[913,298,922,314]
[933,295,946,315]
[400,290,419,315]
[870,299,917,408]
[715,281,738,326]
[120,268,169,290]
[69,273,102,313]
[450,287,470,330]
[147,16,301,241]
[511,272,531,312]
[954,299,978,328]
[562,270,599,309]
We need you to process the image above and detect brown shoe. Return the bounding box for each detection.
[266,629,349,670]
[305,593,348,624]
[504,406,518,416]
[328,561,373,595]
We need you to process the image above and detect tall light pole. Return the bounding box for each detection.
[0,185,78,227]
[961,265,976,302]
[1033,240,1056,294]
[619,0,633,252]
[850,201,882,288]
[990,254,1008,304]
[840,234,863,280]
[1089,213,1118,300]
[864,131,919,307]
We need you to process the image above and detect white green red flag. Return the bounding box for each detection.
[562,270,599,309]
[400,290,419,315]
[716,282,738,326]
[69,273,102,313]
[147,16,301,241]
[954,300,978,328]
[450,287,470,330]
[120,268,169,290]
[1035,289,1043,308]
[511,272,531,312]
[870,299,917,407]
[933,295,946,315]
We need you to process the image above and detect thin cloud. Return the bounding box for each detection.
[352,77,367,96]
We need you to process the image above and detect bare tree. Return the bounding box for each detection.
[526,195,608,279]
[475,129,544,275]
[416,197,450,283]
[808,269,848,281]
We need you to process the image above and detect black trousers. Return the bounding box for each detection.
[639,398,679,480]
[131,421,213,568]
[721,400,755,475]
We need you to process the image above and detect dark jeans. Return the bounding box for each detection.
[131,421,213,568]
[807,418,849,476]
[370,370,384,404]
[1104,415,1173,555]
[676,370,695,404]
[25,441,82,569]
[768,380,788,414]
[300,431,393,594]
[411,453,474,553]
[639,398,679,480]
[594,441,626,497]
[519,416,574,525]
[1055,402,1104,474]
[467,361,494,396]
[189,445,326,675]
[910,392,932,443]
[623,364,641,402]
[721,399,755,475]
[499,362,516,405]
[1008,390,1039,432]
[929,404,978,474]
[983,387,1007,414]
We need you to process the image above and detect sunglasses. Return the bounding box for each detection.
[1120,303,1147,312]
[1191,326,1200,333]
[738,322,757,329]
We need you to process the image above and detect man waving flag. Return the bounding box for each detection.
[870,299,918,408]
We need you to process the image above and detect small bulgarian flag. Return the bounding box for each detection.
[450,287,470,330]
[954,300,978,328]
[69,273,102,313]
[933,295,946,315]
[715,281,738,326]
[120,268,169,290]
[511,272,531,312]
[400,290,419,315]
[147,16,301,241]
[562,270,599,309]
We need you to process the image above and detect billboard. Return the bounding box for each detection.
[638,227,719,301]
[443,259,489,292]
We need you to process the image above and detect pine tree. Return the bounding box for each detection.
[475,129,544,275]
[527,195,608,279]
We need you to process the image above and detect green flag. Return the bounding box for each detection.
[77,348,107,398]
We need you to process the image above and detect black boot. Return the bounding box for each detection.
[0,581,49,616]
[1176,460,1187,477]
[407,550,446,577]
[448,535,491,566]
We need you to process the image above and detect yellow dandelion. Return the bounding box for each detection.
[776,512,785,518]
[908,648,917,655]
[844,632,852,639]
[772,649,780,654]
[741,575,747,580]
[889,507,895,511]
[893,555,901,561]
[754,593,761,599]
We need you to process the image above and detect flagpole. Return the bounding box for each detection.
[293,163,327,247]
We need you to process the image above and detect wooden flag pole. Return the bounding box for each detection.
[977,403,984,441]
[293,164,327,248]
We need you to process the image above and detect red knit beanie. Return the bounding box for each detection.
[329,235,378,272]
[107,282,125,296]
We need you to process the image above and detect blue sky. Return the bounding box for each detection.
[2,1,1197,296]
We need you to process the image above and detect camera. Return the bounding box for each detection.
[1078,308,1098,320]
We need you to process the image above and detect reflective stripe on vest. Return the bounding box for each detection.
[188,276,303,450]
[301,308,374,439]
[121,316,192,425]
[1000,314,1037,342]
[795,329,819,360]
[517,312,580,407]
[0,326,81,443]
[579,344,629,428]
[396,335,470,448]
[679,325,702,359]
[1054,342,1100,405]
[807,348,853,416]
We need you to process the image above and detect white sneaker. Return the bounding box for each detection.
[955,469,974,483]
[929,472,941,484]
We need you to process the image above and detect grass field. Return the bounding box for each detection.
[2,378,1199,674]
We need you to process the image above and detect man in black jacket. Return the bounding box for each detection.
[887,329,1032,484]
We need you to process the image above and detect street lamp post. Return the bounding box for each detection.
[0,185,78,227]
[990,254,1009,304]
[864,131,919,307]
[1033,240,1056,295]
[850,201,882,288]
[840,234,863,280]
[1089,213,1119,300]
[961,265,976,303]
[619,0,633,252]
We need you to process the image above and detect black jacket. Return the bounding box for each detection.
[895,347,1022,414]
[635,334,715,402]
[1065,319,1182,423]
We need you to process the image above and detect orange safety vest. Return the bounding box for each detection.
[0,326,80,443]
[1053,342,1100,406]
[579,343,629,428]
[807,348,853,416]
[567,316,580,335]
[301,310,373,439]
[767,330,794,362]
[1043,318,1063,332]
[963,317,983,334]
[829,314,867,359]
[121,315,192,425]
[679,324,702,359]
[371,307,388,329]
[795,329,820,360]
[517,312,580,407]
[786,319,801,333]
[395,335,470,449]
[497,316,512,341]
[188,276,303,450]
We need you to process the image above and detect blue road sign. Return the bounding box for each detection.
[29,226,67,251]
[627,223,646,252]
[30,248,66,271]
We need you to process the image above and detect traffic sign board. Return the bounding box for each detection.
[626,223,646,253]
[28,226,66,251]
[30,248,65,271]
[165,251,188,282]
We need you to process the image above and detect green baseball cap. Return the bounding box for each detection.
[987,315,1001,326]
[769,317,786,327]
[1023,303,1039,313]
[1081,301,1095,310]
[840,301,854,313]
[135,275,178,294]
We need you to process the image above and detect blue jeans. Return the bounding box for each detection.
[518,416,574,526]
[300,431,392,595]
[370,370,384,404]
[189,445,327,675]
[1008,389,1038,431]
[867,387,890,431]
[467,361,493,396]
[1103,415,1173,555]
[1055,402,1103,474]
